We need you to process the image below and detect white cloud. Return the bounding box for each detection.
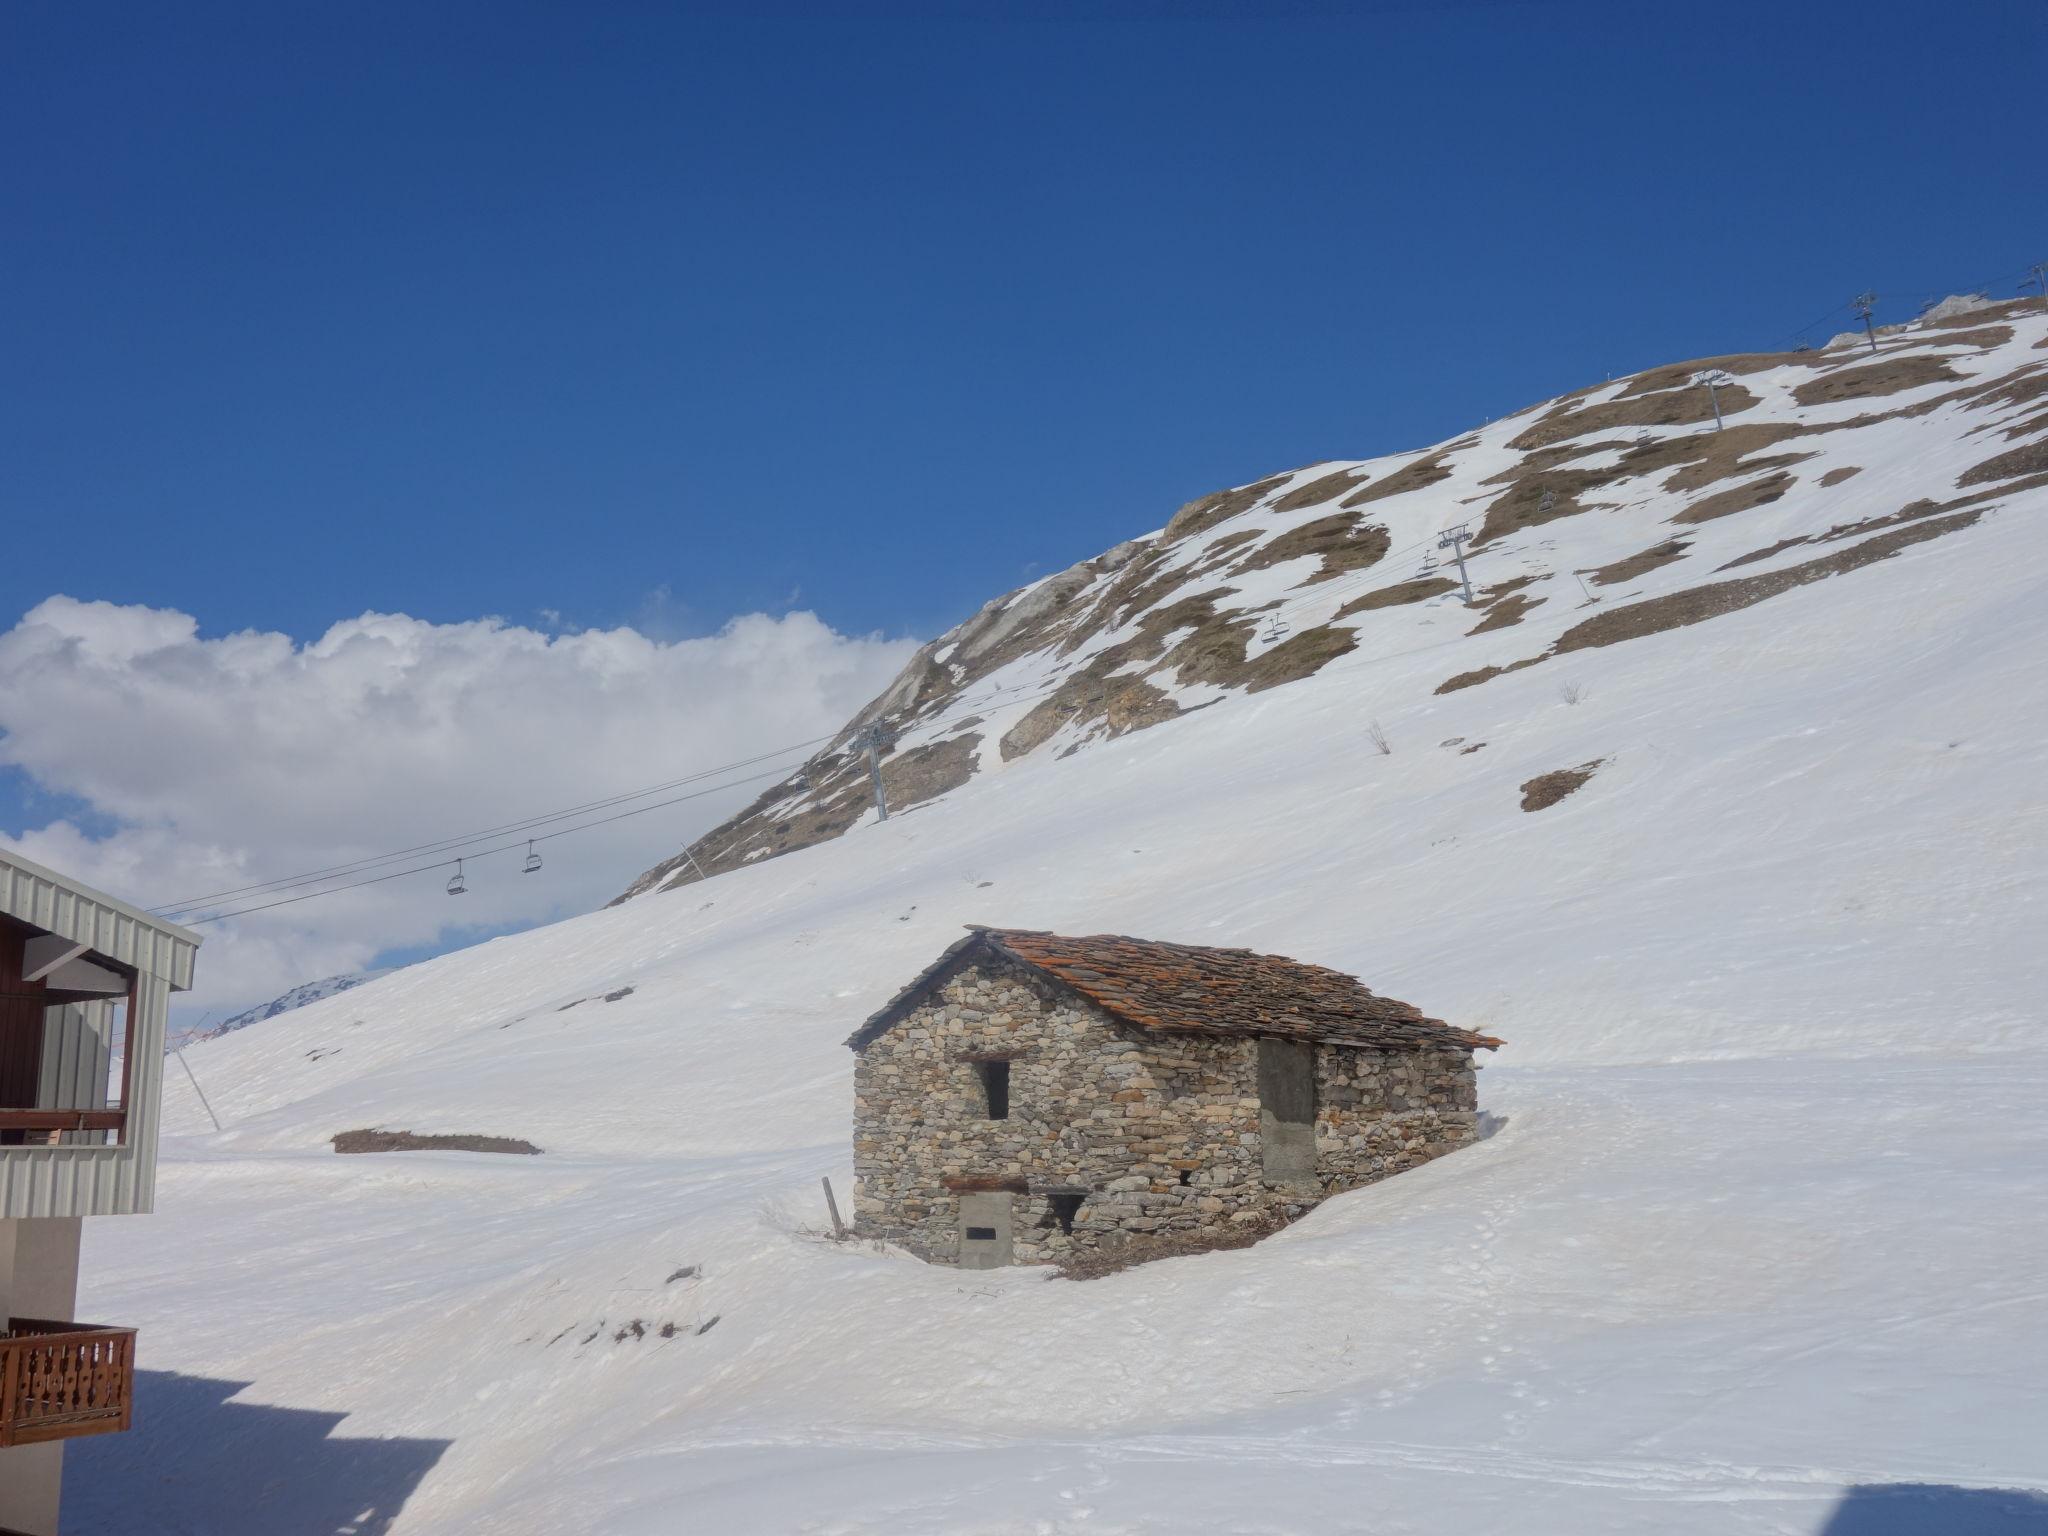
[0,597,918,1015]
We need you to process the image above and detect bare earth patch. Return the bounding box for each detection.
[1057,1212,1292,1279]
[1509,382,1759,451]
[1164,474,1291,538]
[1520,761,1604,812]
[334,1130,543,1155]
[1820,466,1863,487]
[1552,512,1983,656]
[1957,439,2048,488]
[1232,512,1391,583]
[1336,576,1458,616]
[1587,538,1690,586]
[1468,592,1543,634]
[1271,467,1370,512]
[1791,355,1964,407]
[1443,509,1986,691]
[1342,445,1465,507]
[1671,470,1794,525]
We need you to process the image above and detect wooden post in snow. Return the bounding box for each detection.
[821,1176,847,1239]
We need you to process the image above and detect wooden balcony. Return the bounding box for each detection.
[0,1318,135,1447]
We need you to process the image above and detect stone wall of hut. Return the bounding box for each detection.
[850,953,1480,1266]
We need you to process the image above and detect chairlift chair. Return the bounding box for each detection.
[446,858,467,896]
[522,840,542,874]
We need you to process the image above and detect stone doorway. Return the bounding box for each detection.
[1257,1037,1317,1190]
[956,1191,1014,1269]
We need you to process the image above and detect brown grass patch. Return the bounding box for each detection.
[1819,466,1863,487]
[1962,363,2048,421]
[1057,1212,1292,1279]
[1552,512,1983,657]
[1472,468,1610,547]
[1468,591,1543,634]
[1271,467,1370,512]
[1435,659,1537,695]
[1520,761,1603,812]
[1958,439,2048,488]
[1672,470,1795,525]
[1233,512,1391,583]
[1509,383,1759,451]
[1446,508,1987,693]
[1657,426,1811,493]
[1923,324,2014,351]
[334,1130,542,1155]
[1234,624,1360,692]
[1617,352,1812,397]
[1587,538,1691,586]
[1164,474,1291,538]
[1336,577,1458,616]
[1342,450,1456,507]
[1922,297,2038,329]
[1792,355,1964,407]
[1001,672,1177,761]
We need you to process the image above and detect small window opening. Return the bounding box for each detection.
[975,1059,1010,1120]
[1178,1169,1193,1186]
[1047,1191,1084,1235]
[964,1226,998,1241]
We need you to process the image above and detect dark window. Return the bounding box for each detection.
[964,1226,998,1241]
[975,1059,1011,1119]
[1047,1192,1084,1235]
[1178,1169,1193,1186]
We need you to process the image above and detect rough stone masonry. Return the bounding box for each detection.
[847,927,1500,1268]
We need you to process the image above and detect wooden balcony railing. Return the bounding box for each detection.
[0,1108,126,1147]
[0,1318,135,1447]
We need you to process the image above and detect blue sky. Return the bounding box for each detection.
[7,0,2041,648]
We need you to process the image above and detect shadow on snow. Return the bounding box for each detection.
[1822,1483,2048,1534]
[63,1371,449,1536]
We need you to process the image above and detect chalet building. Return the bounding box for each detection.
[1,849,200,1536]
[847,926,1498,1268]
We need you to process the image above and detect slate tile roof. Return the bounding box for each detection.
[847,925,1501,1053]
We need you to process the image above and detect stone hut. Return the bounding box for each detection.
[846,926,1500,1268]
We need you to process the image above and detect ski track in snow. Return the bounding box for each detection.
[61,309,2048,1534]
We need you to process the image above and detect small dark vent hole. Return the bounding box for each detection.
[964,1226,998,1242]
[1178,1169,1193,1186]
[1047,1191,1084,1235]
[975,1059,1011,1120]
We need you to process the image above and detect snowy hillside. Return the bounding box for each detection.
[619,295,2048,902]
[175,970,391,1047]
[71,300,2048,1534]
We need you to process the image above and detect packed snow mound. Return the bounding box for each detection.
[72,298,2048,1535]
[619,294,2048,901]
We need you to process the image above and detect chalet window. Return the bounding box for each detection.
[1047,1191,1083,1235]
[974,1059,1010,1120]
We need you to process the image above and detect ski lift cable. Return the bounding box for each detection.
[161,501,1623,925]
[150,736,838,915]
[178,762,803,927]
[176,542,1563,932]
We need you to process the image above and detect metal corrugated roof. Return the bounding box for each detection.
[0,848,201,990]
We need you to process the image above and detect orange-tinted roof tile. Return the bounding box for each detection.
[848,926,1500,1053]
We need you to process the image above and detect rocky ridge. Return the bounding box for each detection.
[616,295,2048,902]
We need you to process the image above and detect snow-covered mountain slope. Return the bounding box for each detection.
[175,969,391,1047]
[71,300,2048,1535]
[618,296,2048,902]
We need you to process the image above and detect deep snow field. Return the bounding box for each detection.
[66,313,2048,1534]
